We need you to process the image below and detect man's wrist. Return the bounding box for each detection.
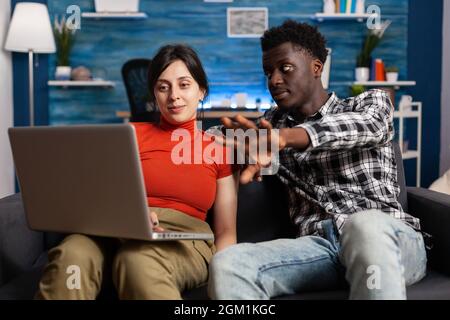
[279,127,310,150]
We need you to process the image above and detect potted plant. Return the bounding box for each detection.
[355,20,391,81]
[349,84,366,97]
[385,66,399,82]
[53,15,76,80]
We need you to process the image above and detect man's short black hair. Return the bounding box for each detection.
[261,19,328,64]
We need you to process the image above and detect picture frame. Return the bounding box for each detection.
[227,7,268,38]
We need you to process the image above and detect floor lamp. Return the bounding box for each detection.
[4,2,55,127]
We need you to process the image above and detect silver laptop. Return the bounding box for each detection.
[8,124,214,241]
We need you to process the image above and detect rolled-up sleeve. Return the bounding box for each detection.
[298,89,394,151]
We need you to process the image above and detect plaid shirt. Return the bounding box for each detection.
[259,89,421,237]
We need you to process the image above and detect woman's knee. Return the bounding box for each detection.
[113,242,171,281]
[37,234,106,299]
[112,243,181,299]
[48,234,106,271]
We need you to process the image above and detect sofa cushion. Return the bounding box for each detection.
[394,142,408,212]
[3,266,448,300]
[0,194,44,286]
[236,177,296,243]
[182,269,450,300]
[0,264,44,300]
[429,169,450,196]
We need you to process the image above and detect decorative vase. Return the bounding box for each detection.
[355,67,370,81]
[71,66,92,81]
[55,66,72,81]
[94,0,139,12]
[399,95,413,111]
[323,0,336,14]
[234,93,248,108]
[355,0,365,14]
[386,72,399,82]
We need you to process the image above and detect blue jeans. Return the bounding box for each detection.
[208,210,427,300]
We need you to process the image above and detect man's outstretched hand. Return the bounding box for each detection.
[220,115,286,184]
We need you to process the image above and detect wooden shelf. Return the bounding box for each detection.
[353,81,416,87]
[313,13,378,22]
[201,110,263,119]
[394,110,420,118]
[81,12,148,19]
[48,80,115,88]
[402,150,419,160]
[116,110,263,122]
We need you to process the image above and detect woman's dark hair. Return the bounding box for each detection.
[261,19,328,64]
[148,44,209,103]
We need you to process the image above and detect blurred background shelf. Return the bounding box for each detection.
[402,150,419,160]
[81,12,148,19]
[48,80,115,88]
[313,13,377,22]
[116,109,264,122]
[353,80,416,87]
[395,101,422,187]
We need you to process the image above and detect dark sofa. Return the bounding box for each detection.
[1,145,450,299]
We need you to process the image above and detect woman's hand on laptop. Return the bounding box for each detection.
[148,211,165,232]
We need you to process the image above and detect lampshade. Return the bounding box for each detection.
[4,2,55,53]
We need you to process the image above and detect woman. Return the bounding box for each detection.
[36,44,238,300]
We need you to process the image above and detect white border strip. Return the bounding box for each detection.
[440,0,450,175]
[0,0,15,197]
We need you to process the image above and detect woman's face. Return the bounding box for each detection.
[154,59,205,125]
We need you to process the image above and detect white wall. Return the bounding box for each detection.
[0,0,15,198]
[441,0,450,175]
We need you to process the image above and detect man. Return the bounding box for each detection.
[208,20,427,300]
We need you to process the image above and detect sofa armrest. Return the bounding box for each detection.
[0,193,45,286]
[407,187,450,275]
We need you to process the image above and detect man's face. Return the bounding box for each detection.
[262,42,318,111]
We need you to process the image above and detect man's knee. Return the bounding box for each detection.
[209,244,252,277]
[341,210,393,243]
[340,211,397,265]
[209,243,259,296]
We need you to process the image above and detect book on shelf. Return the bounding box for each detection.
[369,58,386,81]
[351,0,357,13]
[346,0,352,13]
[337,0,357,13]
[370,58,376,80]
[340,0,346,13]
[375,59,386,81]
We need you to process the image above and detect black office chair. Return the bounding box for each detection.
[121,58,160,123]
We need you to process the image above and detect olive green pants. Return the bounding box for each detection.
[35,207,216,300]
